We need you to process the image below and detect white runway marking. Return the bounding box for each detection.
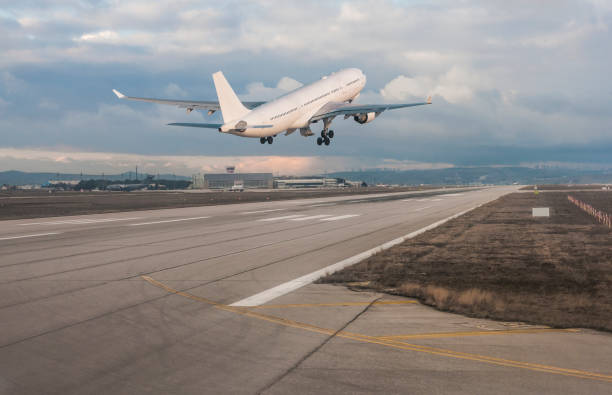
[413,206,433,211]
[319,214,360,221]
[289,215,332,221]
[19,217,141,226]
[308,203,336,208]
[230,205,483,307]
[128,216,209,226]
[432,198,443,201]
[258,214,305,222]
[416,199,430,202]
[0,232,61,241]
[348,200,366,203]
[443,193,464,197]
[241,209,286,215]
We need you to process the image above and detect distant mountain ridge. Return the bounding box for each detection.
[328,166,612,186]
[0,170,190,185]
[2,167,612,186]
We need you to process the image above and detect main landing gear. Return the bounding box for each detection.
[316,129,334,146]
[316,116,336,146]
[260,136,273,144]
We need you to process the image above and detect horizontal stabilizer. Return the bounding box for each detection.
[112,89,126,99]
[168,122,223,129]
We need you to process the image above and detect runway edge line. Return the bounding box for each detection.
[230,203,484,307]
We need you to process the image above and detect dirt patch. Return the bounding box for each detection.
[520,184,610,190]
[321,191,612,331]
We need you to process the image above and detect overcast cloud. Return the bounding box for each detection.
[0,0,611,175]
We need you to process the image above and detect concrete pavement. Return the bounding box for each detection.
[1,186,611,394]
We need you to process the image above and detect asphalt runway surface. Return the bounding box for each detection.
[1,186,611,394]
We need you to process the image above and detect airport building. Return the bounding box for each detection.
[200,173,274,189]
[274,177,347,189]
[191,173,363,190]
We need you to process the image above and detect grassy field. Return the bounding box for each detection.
[520,184,609,190]
[321,190,612,331]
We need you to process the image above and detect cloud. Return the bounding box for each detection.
[163,83,188,98]
[380,67,488,103]
[520,21,607,48]
[75,30,120,43]
[339,3,367,22]
[0,147,453,176]
[0,0,610,170]
[0,71,27,94]
[241,77,303,101]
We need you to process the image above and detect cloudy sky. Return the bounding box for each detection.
[0,0,611,175]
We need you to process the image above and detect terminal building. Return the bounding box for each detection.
[191,173,363,190]
[274,177,347,189]
[198,173,274,189]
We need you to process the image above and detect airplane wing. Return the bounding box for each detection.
[310,96,431,122]
[167,122,223,129]
[112,89,265,112]
[167,122,274,130]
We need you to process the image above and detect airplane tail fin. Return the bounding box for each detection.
[212,71,250,123]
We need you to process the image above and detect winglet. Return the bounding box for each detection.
[112,89,126,99]
[426,95,432,104]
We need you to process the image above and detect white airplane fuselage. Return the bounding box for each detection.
[222,68,366,138]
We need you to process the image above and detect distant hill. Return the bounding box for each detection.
[0,170,190,186]
[3,167,612,187]
[329,166,612,186]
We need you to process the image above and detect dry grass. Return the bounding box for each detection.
[322,191,612,331]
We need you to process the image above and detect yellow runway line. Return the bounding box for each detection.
[141,275,220,306]
[141,275,612,384]
[250,300,418,309]
[375,337,612,383]
[378,328,580,340]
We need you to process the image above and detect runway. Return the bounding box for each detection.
[0,186,611,394]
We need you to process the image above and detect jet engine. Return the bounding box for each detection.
[353,112,377,124]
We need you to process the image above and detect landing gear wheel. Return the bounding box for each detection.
[320,130,326,138]
[260,137,266,144]
[324,137,330,146]
[328,130,334,138]
[316,137,323,146]
[267,136,273,144]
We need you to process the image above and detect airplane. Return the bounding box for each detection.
[112,68,431,146]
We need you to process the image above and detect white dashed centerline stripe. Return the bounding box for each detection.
[320,214,360,221]
[0,232,61,241]
[308,203,336,208]
[230,204,484,307]
[128,216,210,226]
[20,217,141,226]
[258,215,305,222]
[289,215,332,221]
[241,209,286,215]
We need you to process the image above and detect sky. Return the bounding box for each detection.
[0,0,611,176]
